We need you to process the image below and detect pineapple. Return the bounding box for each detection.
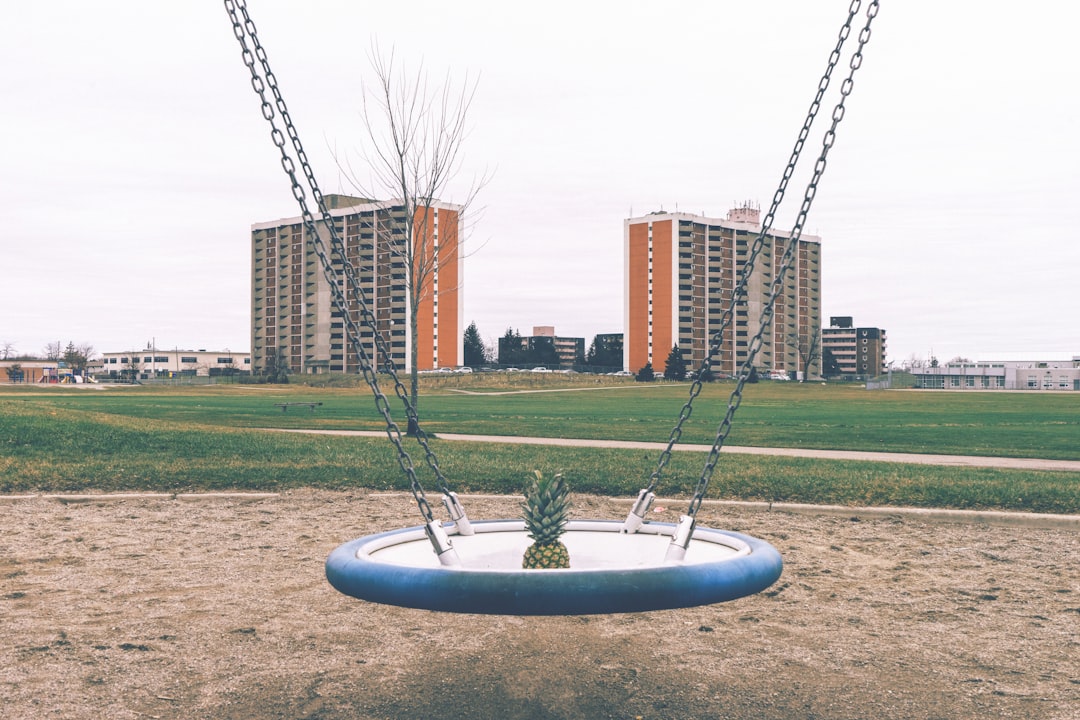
[521,470,571,569]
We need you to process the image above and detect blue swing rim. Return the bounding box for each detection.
[325,519,783,615]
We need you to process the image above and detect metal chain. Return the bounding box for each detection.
[645,0,866,496]
[228,2,449,489]
[684,0,880,521]
[224,0,452,522]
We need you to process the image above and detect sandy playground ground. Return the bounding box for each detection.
[1,490,1077,720]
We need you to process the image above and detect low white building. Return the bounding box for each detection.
[98,348,250,379]
[912,357,1080,391]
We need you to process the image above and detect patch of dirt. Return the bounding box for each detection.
[1,490,1077,719]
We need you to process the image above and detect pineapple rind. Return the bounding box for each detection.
[522,540,570,569]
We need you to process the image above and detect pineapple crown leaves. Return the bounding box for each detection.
[521,470,571,545]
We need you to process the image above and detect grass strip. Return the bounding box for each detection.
[2,400,1075,513]
[6,377,1077,460]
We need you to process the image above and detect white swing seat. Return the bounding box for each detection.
[325,519,782,615]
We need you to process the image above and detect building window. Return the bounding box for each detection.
[181,357,197,364]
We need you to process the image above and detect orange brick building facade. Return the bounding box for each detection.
[251,195,462,375]
[624,206,821,378]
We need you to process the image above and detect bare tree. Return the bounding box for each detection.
[340,43,487,431]
[1,341,14,360]
[77,342,96,365]
[124,352,143,382]
[44,341,63,361]
[788,331,821,381]
[63,342,95,374]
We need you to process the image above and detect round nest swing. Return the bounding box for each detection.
[326,519,783,615]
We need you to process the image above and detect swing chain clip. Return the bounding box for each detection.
[442,492,474,536]
[664,514,696,563]
[424,521,462,567]
[621,489,656,534]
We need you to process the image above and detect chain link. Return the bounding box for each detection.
[683,0,879,521]
[225,0,453,522]
[646,0,866,496]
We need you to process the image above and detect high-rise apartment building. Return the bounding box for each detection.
[821,316,887,377]
[251,194,463,375]
[624,205,821,378]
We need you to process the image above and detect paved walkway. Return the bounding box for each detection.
[277,429,1080,473]
[271,429,1080,530]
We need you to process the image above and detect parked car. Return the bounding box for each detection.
[531,366,551,373]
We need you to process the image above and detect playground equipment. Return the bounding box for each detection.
[225,0,878,614]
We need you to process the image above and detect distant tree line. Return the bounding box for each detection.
[0,340,95,366]
[496,327,569,368]
[460,322,624,371]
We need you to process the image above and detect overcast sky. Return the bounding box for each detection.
[2,1,1078,366]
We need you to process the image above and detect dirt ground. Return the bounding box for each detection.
[1,490,1077,720]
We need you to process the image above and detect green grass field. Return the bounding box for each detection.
[1,376,1077,513]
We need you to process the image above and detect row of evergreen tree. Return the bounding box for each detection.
[463,323,624,371]
[464,321,711,382]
